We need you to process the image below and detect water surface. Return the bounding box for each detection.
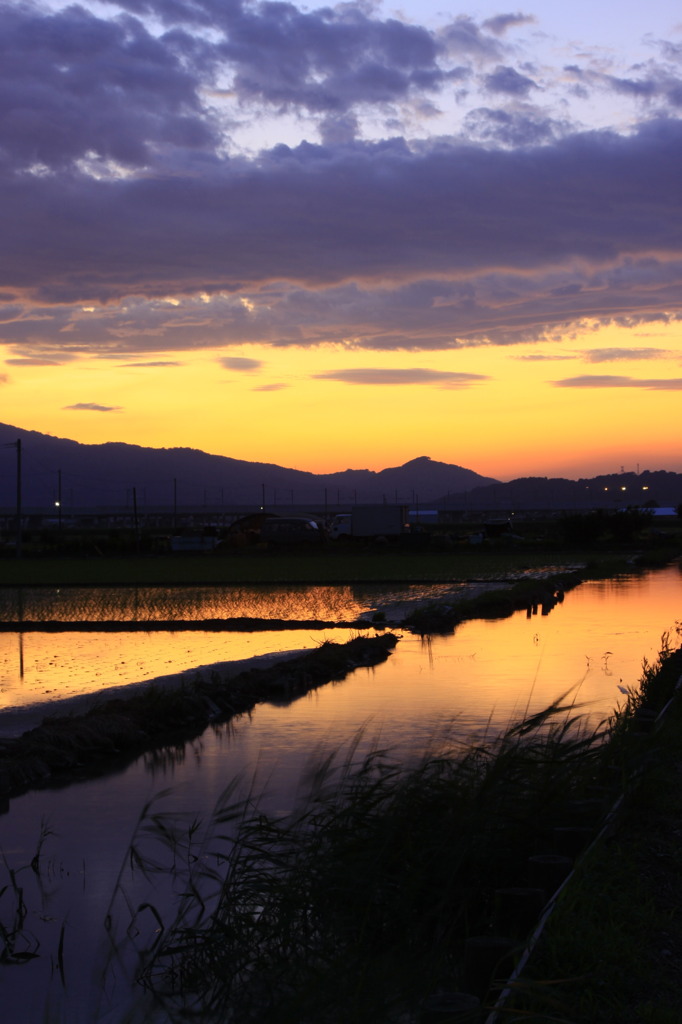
[0,566,680,1022]
[0,581,481,729]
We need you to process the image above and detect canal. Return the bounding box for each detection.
[0,565,679,1022]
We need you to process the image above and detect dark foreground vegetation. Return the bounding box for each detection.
[504,637,682,1023]
[130,638,681,1024]
[93,639,682,1023]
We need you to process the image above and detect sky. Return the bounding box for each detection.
[1,0,682,482]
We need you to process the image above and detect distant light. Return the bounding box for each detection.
[54,501,60,507]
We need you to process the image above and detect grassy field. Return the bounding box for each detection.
[0,543,659,587]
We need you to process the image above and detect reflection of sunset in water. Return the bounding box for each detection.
[0,584,371,623]
[0,627,362,728]
[229,567,682,775]
[0,568,679,744]
[0,579,497,724]
[0,581,473,624]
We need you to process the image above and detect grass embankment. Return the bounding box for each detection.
[402,571,581,634]
[0,634,398,803]
[503,639,682,1024]
[84,641,680,1024]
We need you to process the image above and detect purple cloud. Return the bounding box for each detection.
[517,353,574,362]
[107,0,449,115]
[118,360,182,367]
[439,17,503,60]
[63,402,123,411]
[0,2,682,360]
[312,368,489,386]
[581,347,669,362]
[484,65,537,96]
[463,106,559,145]
[220,356,263,370]
[4,120,682,310]
[552,375,682,389]
[5,356,63,366]
[482,14,536,37]
[0,4,216,172]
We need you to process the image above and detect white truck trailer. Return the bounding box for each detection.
[348,505,410,538]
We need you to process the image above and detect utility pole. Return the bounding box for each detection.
[132,486,139,552]
[15,438,21,559]
[57,468,62,538]
[56,466,62,532]
[2,439,24,557]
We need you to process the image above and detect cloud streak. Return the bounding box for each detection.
[581,347,670,362]
[119,360,183,367]
[312,368,489,386]
[62,403,123,412]
[220,356,264,370]
[552,375,682,389]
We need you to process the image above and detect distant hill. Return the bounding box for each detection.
[0,425,497,509]
[438,472,682,512]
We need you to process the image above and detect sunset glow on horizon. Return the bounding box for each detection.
[2,1,682,482]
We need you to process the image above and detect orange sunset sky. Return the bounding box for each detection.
[1,0,682,482]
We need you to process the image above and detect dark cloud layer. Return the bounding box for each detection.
[5,122,682,302]
[1,2,682,356]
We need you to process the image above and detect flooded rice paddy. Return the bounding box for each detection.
[0,565,680,1022]
[0,581,483,732]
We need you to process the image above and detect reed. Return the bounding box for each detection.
[123,640,681,1023]
[101,697,611,1023]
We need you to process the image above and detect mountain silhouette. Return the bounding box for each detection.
[437,472,682,511]
[0,425,497,508]
[2,424,679,511]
